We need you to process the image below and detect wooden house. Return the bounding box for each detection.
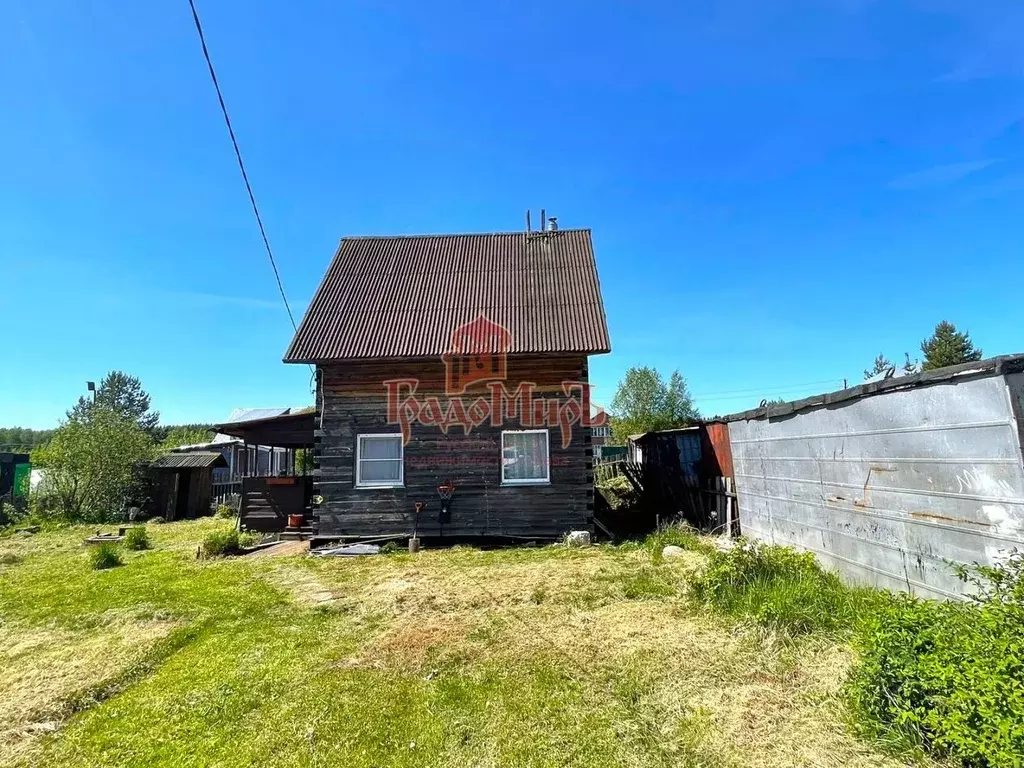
[284,228,611,542]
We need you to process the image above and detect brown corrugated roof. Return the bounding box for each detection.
[150,452,228,469]
[283,229,611,362]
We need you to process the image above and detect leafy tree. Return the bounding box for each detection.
[31,407,154,523]
[68,371,160,433]
[920,321,983,371]
[159,425,214,451]
[864,354,894,380]
[610,366,700,443]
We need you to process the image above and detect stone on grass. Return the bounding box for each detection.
[565,530,592,548]
[662,545,685,558]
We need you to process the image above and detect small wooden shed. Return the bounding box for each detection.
[149,452,227,521]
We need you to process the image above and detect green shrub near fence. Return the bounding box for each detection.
[848,552,1024,767]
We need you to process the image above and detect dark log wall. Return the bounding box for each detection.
[314,355,596,539]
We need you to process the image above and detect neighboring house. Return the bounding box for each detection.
[284,228,611,541]
[590,402,612,453]
[172,407,305,493]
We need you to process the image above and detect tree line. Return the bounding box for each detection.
[607,320,989,445]
[0,427,55,454]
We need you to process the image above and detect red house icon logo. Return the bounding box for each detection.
[442,314,512,395]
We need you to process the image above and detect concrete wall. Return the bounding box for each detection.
[729,372,1024,600]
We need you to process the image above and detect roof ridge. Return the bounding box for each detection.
[341,228,592,240]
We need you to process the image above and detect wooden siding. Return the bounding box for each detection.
[314,355,595,539]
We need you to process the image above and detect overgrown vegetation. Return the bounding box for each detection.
[645,523,712,561]
[690,539,875,635]
[88,543,122,570]
[201,528,259,557]
[201,528,242,557]
[122,527,151,551]
[214,503,235,519]
[595,473,637,510]
[848,552,1024,766]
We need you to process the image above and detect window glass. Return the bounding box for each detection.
[357,435,403,487]
[501,430,549,483]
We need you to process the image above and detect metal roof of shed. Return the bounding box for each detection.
[150,452,228,469]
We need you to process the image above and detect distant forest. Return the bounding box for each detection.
[1,424,216,454]
[0,427,55,453]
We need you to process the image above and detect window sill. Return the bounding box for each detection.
[354,484,405,490]
[501,480,551,487]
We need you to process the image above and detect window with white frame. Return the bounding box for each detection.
[501,429,550,484]
[355,434,404,488]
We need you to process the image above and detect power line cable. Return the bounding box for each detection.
[186,0,299,333]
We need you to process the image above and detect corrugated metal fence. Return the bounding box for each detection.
[728,358,1024,600]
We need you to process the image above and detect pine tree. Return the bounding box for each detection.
[67,371,160,433]
[920,321,983,371]
[864,354,894,380]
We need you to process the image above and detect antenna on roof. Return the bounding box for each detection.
[525,209,531,234]
[540,208,546,232]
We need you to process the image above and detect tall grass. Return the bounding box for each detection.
[644,523,713,562]
[88,542,123,570]
[691,539,877,635]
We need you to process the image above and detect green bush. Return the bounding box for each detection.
[201,529,241,557]
[238,532,261,549]
[215,503,235,519]
[691,539,870,635]
[380,541,401,555]
[849,552,1024,766]
[89,542,122,570]
[122,526,151,551]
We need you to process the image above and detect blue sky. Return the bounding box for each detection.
[2,0,1023,429]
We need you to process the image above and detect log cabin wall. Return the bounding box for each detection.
[314,355,596,539]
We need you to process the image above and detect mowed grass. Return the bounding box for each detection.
[0,521,935,767]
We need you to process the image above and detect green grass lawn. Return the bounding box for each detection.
[0,520,932,767]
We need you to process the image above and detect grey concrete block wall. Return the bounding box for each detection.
[729,369,1024,600]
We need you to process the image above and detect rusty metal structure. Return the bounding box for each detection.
[726,356,1024,600]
